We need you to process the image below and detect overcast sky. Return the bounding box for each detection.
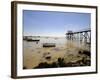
[23,10,90,37]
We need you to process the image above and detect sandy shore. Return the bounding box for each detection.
[23,47,67,68]
[23,39,90,69]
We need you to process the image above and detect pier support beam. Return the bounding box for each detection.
[66,30,91,43]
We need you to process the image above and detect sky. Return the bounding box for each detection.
[23,10,91,37]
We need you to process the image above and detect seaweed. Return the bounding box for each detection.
[33,56,90,69]
[79,50,90,56]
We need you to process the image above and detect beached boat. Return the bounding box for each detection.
[43,43,56,47]
[86,42,91,44]
[26,39,40,42]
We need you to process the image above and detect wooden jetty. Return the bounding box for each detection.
[66,28,91,43]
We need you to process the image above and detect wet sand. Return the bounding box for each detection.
[23,37,90,69]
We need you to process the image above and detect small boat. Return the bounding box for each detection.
[26,39,40,42]
[43,43,56,47]
[86,42,91,44]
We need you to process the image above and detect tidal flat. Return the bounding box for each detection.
[23,37,90,69]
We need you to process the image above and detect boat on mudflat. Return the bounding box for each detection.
[26,39,40,42]
[43,43,56,47]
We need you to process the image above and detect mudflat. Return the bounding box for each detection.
[23,37,90,69]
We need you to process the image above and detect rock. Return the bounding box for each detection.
[45,56,51,60]
[58,58,66,67]
[83,50,90,56]
[78,50,82,54]
[82,57,91,66]
[23,66,27,69]
[34,62,58,68]
[79,50,90,56]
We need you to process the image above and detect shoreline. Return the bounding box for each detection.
[23,37,90,69]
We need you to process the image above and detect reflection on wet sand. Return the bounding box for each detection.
[23,37,90,69]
